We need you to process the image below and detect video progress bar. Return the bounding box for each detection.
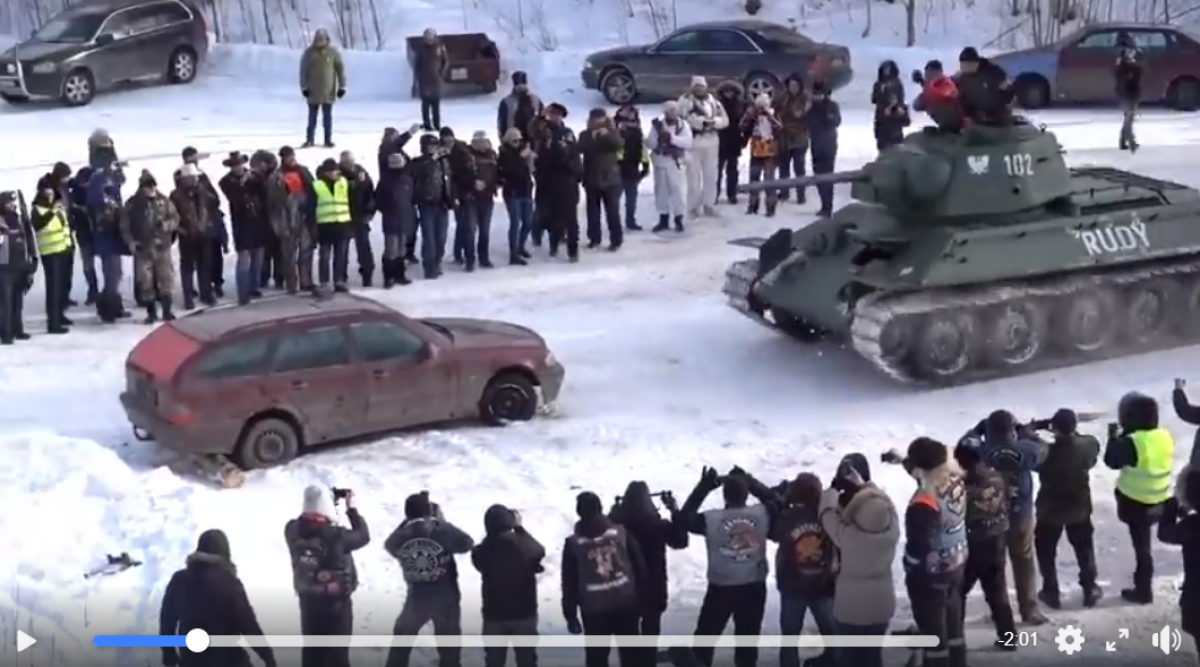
[94,633,939,650]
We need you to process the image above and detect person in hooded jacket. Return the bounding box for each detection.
[338,151,378,286]
[1031,408,1102,610]
[678,76,729,218]
[285,486,371,667]
[377,124,420,286]
[614,104,650,232]
[1158,466,1200,646]
[677,467,777,667]
[952,440,1016,651]
[871,61,910,151]
[410,133,454,279]
[773,472,838,667]
[1114,32,1143,152]
[413,29,448,131]
[772,74,808,204]
[647,102,692,234]
[886,438,967,667]
[384,491,475,667]
[218,152,270,306]
[472,504,546,667]
[562,491,648,667]
[954,48,1014,126]
[497,127,537,265]
[715,80,747,204]
[805,80,841,217]
[1105,391,1176,604]
[497,71,544,142]
[608,481,689,639]
[86,134,130,323]
[817,453,897,667]
[67,166,99,306]
[171,164,220,310]
[913,60,963,133]
[965,410,1047,624]
[159,529,276,667]
[579,108,625,251]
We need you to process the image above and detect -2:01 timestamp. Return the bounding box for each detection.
[1000,632,1038,647]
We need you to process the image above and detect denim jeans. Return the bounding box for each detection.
[838,621,889,667]
[504,196,533,258]
[99,253,123,300]
[776,146,807,201]
[464,197,496,266]
[780,595,837,667]
[235,248,264,304]
[416,203,449,276]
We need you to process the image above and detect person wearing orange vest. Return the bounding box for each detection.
[738,94,782,217]
[1104,392,1175,604]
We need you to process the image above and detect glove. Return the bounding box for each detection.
[337,88,346,99]
[661,491,678,512]
[302,89,309,99]
[566,617,583,634]
[162,648,178,667]
[701,466,722,490]
[1108,422,1120,439]
[409,122,422,135]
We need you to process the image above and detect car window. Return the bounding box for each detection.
[32,11,107,43]
[700,30,759,53]
[149,1,193,24]
[755,25,814,48]
[1133,31,1171,50]
[350,322,426,362]
[655,31,703,53]
[273,326,352,373]
[192,337,272,380]
[1073,31,1118,49]
[1072,30,1170,51]
[101,6,168,38]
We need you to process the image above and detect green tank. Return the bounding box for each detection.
[723,122,1200,384]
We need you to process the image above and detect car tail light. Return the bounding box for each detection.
[158,392,196,426]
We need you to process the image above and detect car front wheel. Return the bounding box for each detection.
[744,72,780,100]
[479,372,538,425]
[601,69,636,105]
[1013,75,1049,109]
[61,69,95,106]
[167,47,198,84]
[235,415,301,469]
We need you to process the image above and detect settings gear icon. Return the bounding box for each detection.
[1056,625,1085,655]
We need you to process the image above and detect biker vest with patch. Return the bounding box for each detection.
[912,478,968,575]
[702,505,770,586]
[569,526,637,613]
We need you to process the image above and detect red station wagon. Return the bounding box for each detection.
[119,293,565,479]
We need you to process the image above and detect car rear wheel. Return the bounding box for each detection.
[167,47,198,84]
[235,416,301,469]
[1168,77,1200,111]
[600,68,636,105]
[61,69,95,107]
[1013,75,1050,109]
[479,372,538,425]
[744,72,780,100]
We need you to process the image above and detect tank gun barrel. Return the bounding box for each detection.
[736,169,869,194]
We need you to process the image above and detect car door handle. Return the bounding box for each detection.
[372,369,388,379]
[291,380,308,390]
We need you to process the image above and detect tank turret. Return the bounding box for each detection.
[738,123,1070,221]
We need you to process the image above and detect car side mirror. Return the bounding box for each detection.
[95,33,115,46]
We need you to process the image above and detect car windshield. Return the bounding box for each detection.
[32,11,107,43]
[419,320,454,341]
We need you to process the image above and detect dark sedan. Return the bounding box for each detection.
[0,0,208,107]
[992,23,1200,110]
[581,19,852,104]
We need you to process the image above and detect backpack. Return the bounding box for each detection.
[291,535,346,596]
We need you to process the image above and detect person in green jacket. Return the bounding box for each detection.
[299,28,346,148]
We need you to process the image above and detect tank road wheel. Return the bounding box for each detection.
[981,300,1047,369]
[1123,279,1177,345]
[1175,275,1200,338]
[770,307,822,342]
[1057,289,1119,355]
[877,315,915,363]
[911,311,976,380]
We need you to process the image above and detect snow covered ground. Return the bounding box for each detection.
[4,33,1200,667]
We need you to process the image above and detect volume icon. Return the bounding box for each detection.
[1152,625,1182,655]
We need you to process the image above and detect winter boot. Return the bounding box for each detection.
[1121,587,1152,604]
[1037,589,1061,610]
[84,287,98,306]
[626,220,642,231]
[361,272,373,288]
[160,298,175,321]
[673,215,684,232]
[746,200,759,215]
[333,283,349,293]
[510,254,528,266]
[652,214,670,233]
[1082,585,1103,608]
[143,301,158,325]
[766,201,777,217]
[213,283,225,298]
[183,294,195,311]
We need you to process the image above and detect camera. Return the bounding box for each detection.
[331,487,352,501]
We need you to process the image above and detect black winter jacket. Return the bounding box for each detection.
[471,504,546,621]
[410,154,453,206]
[771,503,836,598]
[963,462,1009,542]
[578,127,623,191]
[609,481,688,613]
[340,164,378,224]
[1173,388,1200,464]
[469,147,500,199]
[283,510,371,597]
[376,133,414,216]
[805,99,842,161]
[560,515,648,619]
[716,82,747,159]
[1115,46,1144,101]
[1160,491,1200,636]
[218,171,269,251]
[1035,433,1100,526]
[497,144,534,199]
[444,140,476,203]
[871,61,910,146]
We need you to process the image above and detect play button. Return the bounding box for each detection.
[17,630,35,652]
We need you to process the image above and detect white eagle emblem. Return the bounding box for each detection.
[967,155,989,175]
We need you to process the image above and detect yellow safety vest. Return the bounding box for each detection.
[312,177,351,225]
[1117,428,1174,504]
[32,204,73,256]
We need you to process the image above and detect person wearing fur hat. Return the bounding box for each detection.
[497,127,536,265]
[310,158,354,292]
[1172,378,1200,468]
[871,60,910,152]
[285,485,370,667]
[383,491,475,667]
[677,76,728,218]
[171,162,221,310]
[889,437,967,667]
[1157,466,1200,644]
[218,151,271,305]
[119,171,179,323]
[159,529,276,667]
[739,94,782,217]
[805,80,841,217]
[579,108,625,251]
[498,70,544,143]
[646,100,692,233]
[1105,391,1176,604]
[561,490,647,667]
[715,80,747,204]
[534,103,583,262]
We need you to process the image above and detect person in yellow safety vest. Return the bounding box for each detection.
[310,158,353,292]
[30,187,74,335]
[614,103,651,232]
[1104,391,1175,604]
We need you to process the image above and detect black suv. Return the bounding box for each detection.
[0,0,209,107]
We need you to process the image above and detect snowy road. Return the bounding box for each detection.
[2,67,1200,666]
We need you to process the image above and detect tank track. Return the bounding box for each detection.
[725,255,1200,385]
